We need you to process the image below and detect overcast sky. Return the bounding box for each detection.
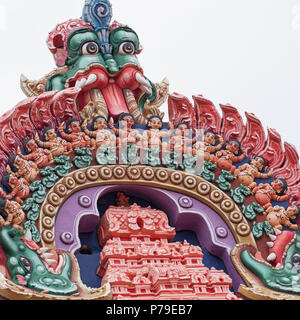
[0,0,300,154]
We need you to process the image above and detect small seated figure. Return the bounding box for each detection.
[82,116,116,149]
[35,127,72,157]
[170,123,198,155]
[16,138,54,169]
[0,174,30,204]
[215,139,246,174]
[109,113,142,149]
[116,192,130,207]
[192,130,224,162]
[252,178,290,210]
[0,198,26,232]
[142,116,174,152]
[264,205,299,231]
[234,156,273,190]
[58,119,96,150]
[7,155,39,184]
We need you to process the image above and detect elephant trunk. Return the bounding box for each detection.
[241,250,272,281]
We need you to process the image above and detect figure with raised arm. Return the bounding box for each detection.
[192,130,224,163]
[215,139,246,174]
[142,116,174,152]
[6,155,39,184]
[234,156,273,190]
[58,119,96,150]
[82,116,116,149]
[0,174,30,205]
[16,139,53,169]
[35,127,72,157]
[109,113,142,148]
[252,178,290,210]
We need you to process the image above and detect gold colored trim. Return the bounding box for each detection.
[38,165,257,249]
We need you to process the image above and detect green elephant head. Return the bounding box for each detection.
[46,24,156,122]
[0,227,78,296]
[241,230,300,294]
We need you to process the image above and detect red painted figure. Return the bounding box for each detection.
[17,139,54,169]
[215,139,246,174]
[35,127,72,157]
[0,174,30,205]
[50,88,81,127]
[58,119,96,150]
[252,178,290,210]
[7,155,39,184]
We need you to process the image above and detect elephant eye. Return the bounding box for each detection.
[293,254,300,265]
[118,42,135,55]
[82,42,100,55]
[20,256,32,272]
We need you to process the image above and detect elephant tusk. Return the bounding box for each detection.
[136,73,152,88]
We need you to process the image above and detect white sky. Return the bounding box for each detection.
[0,0,300,154]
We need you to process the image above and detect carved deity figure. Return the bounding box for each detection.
[234,156,273,190]
[192,130,224,162]
[215,139,246,174]
[252,178,290,210]
[115,192,130,207]
[58,119,96,150]
[264,205,299,231]
[142,116,174,152]
[17,139,54,169]
[82,116,116,149]
[169,123,198,155]
[36,127,72,157]
[0,174,30,205]
[109,113,141,148]
[0,198,26,232]
[7,155,39,184]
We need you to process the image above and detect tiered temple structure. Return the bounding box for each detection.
[0,0,300,301]
[97,204,239,300]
